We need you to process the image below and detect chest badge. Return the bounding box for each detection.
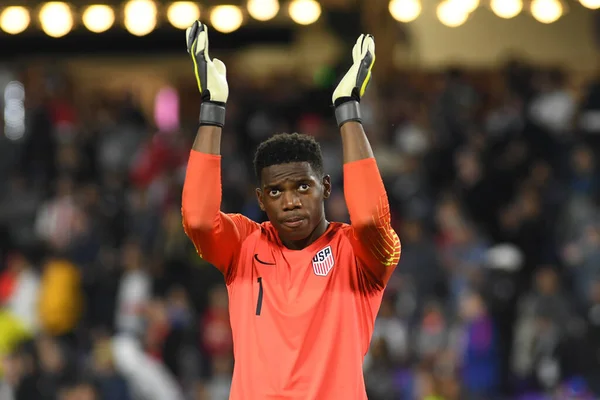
[312,245,335,277]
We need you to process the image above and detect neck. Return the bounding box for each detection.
[282,217,329,250]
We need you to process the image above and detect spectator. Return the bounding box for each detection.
[512,267,573,391]
[1,58,600,398]
[115,239,151,337]
[200,286,232,361]
[38,257,82,338]
[453,291,500,399]
[90,333,132,400]
[1,251,40,334]
[369,295,409,365]
[364,338,400,400]
[35,176,82,251]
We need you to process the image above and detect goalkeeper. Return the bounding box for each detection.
[182,22,401,400]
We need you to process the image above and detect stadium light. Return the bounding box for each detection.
[450,0,479,13]
[580,0,600,9]
[210,5,243,33]
[247,0,280,21]
[124,0,157,36]
[388,0,421,23]
[530,0,563,23]
[0,6,30,35]
[167,2,200,29]
[82,5,115,33]
[39,2,73,38]
[490,0,523,19]
[437,0,469,27]
[289,0,321,25]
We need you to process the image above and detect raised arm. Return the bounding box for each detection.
[332,34,401,289]
[181,22,258,282]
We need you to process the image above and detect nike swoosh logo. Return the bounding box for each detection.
[254,254,275,266]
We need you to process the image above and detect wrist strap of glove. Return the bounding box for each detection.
[335,100,362,127]
[199,102,226,127]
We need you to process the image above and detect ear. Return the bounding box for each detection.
[256,188,265,211]
[322,175,332,199]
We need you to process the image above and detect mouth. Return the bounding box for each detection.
[281,217,306,229]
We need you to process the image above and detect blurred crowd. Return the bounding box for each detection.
[0,58,599,400]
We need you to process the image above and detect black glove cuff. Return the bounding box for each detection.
[335,100,362,127]
[199,102,226,127]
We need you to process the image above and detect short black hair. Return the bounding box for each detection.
[253,133,324,181]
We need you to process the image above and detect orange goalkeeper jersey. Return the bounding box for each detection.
[182,150,401,400]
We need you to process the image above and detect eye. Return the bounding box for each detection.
[269,189,281,197]
[298,183,310,192]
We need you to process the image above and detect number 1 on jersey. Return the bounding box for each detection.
[256,277,263,316]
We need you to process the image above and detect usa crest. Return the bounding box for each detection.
[312,246,334,277]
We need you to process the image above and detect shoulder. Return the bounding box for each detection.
[259,221,276,237]
[244,220,280,245]
[227,213,256,225]
[330,221,351,235]
[333,221,351,230]
[332,221,356,240]
[324,222,357,252]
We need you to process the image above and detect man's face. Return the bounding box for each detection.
[256,162,331,243]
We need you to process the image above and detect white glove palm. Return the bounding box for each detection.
[332,34,376,106]
[186,21,229,104]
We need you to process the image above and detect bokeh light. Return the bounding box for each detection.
[579,0,600,9]
[39,2,73,38]
[490,0,523,19]
[4,81,26,141]
[210,5,243,33]
[288,0,321,25]
[0,6,30,35]
[436,0,469,27]
[530,0,563,24]
[124,0,158,36]
[388,0,422,23]
[82,5,115,33]
[167,2,201,29]
[247,0,280,21]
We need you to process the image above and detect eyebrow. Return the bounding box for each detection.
[263,177,316,189]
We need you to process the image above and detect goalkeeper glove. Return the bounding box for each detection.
[332,34,375,127]
[186,21,228,127]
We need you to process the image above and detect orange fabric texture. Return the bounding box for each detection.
[182,150,401,400]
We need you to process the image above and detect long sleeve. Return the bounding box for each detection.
[182,150,259,282]
[343,157,401,288]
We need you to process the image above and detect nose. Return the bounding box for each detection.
[281,191,302,211]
